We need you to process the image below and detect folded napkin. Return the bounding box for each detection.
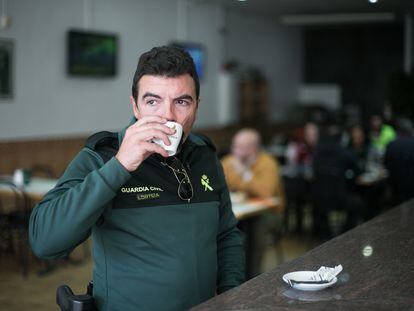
[312,265,343,282]
[287,265,343,285]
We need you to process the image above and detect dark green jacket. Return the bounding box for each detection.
[29,120,245,311]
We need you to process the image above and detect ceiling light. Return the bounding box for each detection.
[369,0,378,3]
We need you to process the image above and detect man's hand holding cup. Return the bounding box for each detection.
[115,117,183,172]
[151,121,183,157]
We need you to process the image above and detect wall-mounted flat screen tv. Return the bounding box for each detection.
[171,42,205,80]
[67,29,118,77]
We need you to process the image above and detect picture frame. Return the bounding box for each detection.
[0,39,13,99]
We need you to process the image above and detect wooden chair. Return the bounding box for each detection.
[0,181,31,277]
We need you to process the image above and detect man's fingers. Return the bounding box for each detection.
[129,127,172,146]
[133,116,167,127]
[126,123,175,145]
[133,123,175,135]
[141,141,169,158]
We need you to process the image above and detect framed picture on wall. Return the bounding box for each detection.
[0,39,13,99]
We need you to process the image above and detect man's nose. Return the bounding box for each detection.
[163,102,176,121]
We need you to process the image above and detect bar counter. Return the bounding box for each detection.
[192,200,414,310]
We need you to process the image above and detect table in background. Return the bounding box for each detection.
[0,177,57,212]
[192,199,414,310]
[232,197,281,220]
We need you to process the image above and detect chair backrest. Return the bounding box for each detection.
[0,181,31,277]
[0,181,30,218]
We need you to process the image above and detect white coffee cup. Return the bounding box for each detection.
[152,121,183,156]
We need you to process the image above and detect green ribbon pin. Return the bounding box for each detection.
[201,175,213,191]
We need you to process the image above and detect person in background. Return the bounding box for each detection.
[311,123,363,240]
[384,117,414,206]
[221,128,285,278]
[29,46,245,311]
[369,114,396,153]
[285,122,319,178]
[283,121,319,233]
[221,128,285,201]
[347,124,371,172]
[347,124,384,221]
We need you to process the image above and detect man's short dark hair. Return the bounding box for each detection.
[132,46,200,101]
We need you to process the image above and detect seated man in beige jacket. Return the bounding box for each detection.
[221,128,285,278]
[222,128,285,204]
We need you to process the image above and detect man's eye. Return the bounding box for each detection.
[146,100,157,106]
[176,99,189,106]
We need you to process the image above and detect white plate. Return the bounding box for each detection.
[283,271,337,291]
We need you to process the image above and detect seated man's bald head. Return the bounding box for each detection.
[232,128,262,164]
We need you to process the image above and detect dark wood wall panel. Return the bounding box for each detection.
[0,137,86,177]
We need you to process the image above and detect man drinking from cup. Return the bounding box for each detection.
[29,46,245,311]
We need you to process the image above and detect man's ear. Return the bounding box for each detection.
[130,96,140,119]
